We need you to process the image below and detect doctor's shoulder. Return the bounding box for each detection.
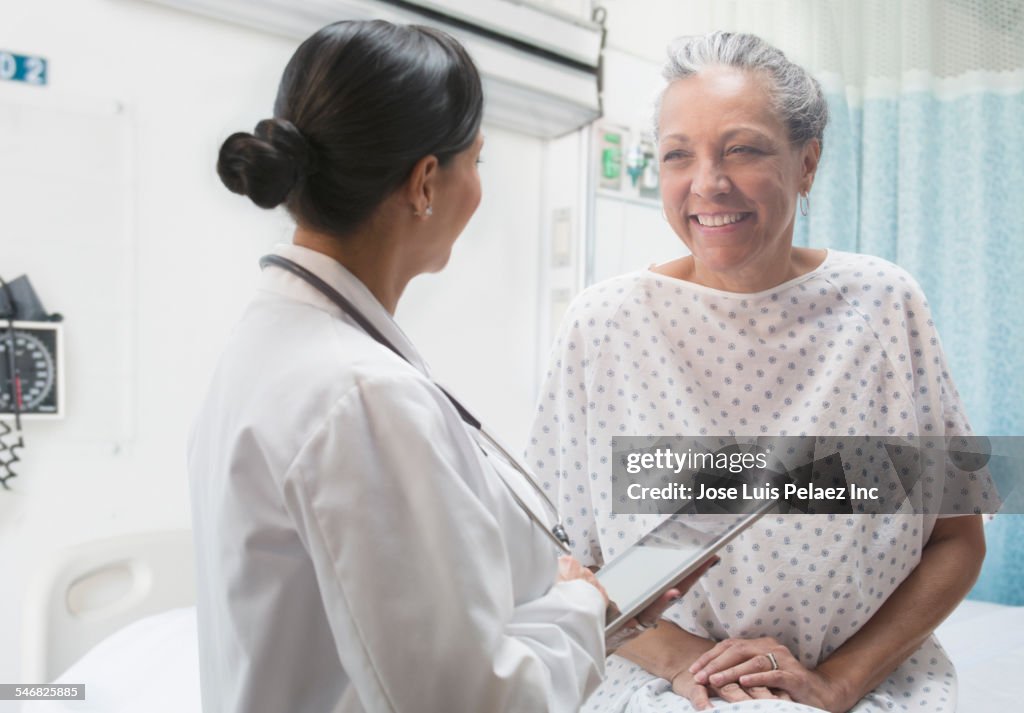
[201,299,420,425]
[273,369,486,496]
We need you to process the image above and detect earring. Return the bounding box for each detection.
[414,205,433,218]
[798,193,810,217]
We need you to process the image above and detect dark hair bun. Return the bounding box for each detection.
[217,118,315,209]
[218,21,482,235]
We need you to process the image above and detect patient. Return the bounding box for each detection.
[527,32,989,712]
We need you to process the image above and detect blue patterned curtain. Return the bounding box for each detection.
[793,86,1024,438]
[667,0,1024,436]
[781,6,1024,604]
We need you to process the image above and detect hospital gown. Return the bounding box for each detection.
[527,250,991,712]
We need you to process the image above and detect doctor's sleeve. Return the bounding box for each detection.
[279,375,605,713]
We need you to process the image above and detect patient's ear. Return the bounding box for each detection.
[800,139,821,193]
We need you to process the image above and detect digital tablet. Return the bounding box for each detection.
[598,499,776,635]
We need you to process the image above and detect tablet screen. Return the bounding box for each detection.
[597,538,711,616]
[596,506,772,633]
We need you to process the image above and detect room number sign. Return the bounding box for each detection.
[0,50,48,86]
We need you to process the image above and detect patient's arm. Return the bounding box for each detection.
[618,625,789,708]
[616,621,715,682]
[810,514,985,709]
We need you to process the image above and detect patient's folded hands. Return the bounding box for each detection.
[670,664,793,710]
[615,621,832,709]
[688,636,850,713]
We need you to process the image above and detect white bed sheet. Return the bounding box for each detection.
[22,607,200,713]
[934,599,1024,712]
[23,600,1024,712]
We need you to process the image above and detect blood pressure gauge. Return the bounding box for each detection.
[0,321,63,419]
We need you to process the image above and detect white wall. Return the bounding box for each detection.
[0,0,294,694]
[0,0,548,694]
[397,127,544,445]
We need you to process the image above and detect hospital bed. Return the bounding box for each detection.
[19,531,198,713]
[19,528,1024,712]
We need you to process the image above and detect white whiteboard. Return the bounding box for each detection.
[0,85,135,445]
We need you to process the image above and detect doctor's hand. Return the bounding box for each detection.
[688,636,846,712]
[557,555,609,605]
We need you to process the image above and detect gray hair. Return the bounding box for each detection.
[656,31,829,147]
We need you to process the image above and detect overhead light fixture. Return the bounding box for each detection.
[143,0,605,138]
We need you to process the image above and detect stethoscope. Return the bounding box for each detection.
[260,254,572,555]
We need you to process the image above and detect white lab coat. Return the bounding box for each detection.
[187,243,605,713]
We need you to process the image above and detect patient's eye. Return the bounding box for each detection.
[662,149,692,162]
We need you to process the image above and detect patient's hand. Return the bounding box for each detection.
[689,636,847,712]
[616,624,793,710]
[671,666,792,710]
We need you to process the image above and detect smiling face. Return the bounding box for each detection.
[657,66,820,291]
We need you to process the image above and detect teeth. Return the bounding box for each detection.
[696,213,745,227]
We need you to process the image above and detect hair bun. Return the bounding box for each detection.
[217,118,316,209]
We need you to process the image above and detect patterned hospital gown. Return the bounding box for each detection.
[527,250,990,712]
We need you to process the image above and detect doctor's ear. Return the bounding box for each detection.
[405,154,440,218]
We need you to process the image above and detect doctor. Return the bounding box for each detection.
[189,20,708,713]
